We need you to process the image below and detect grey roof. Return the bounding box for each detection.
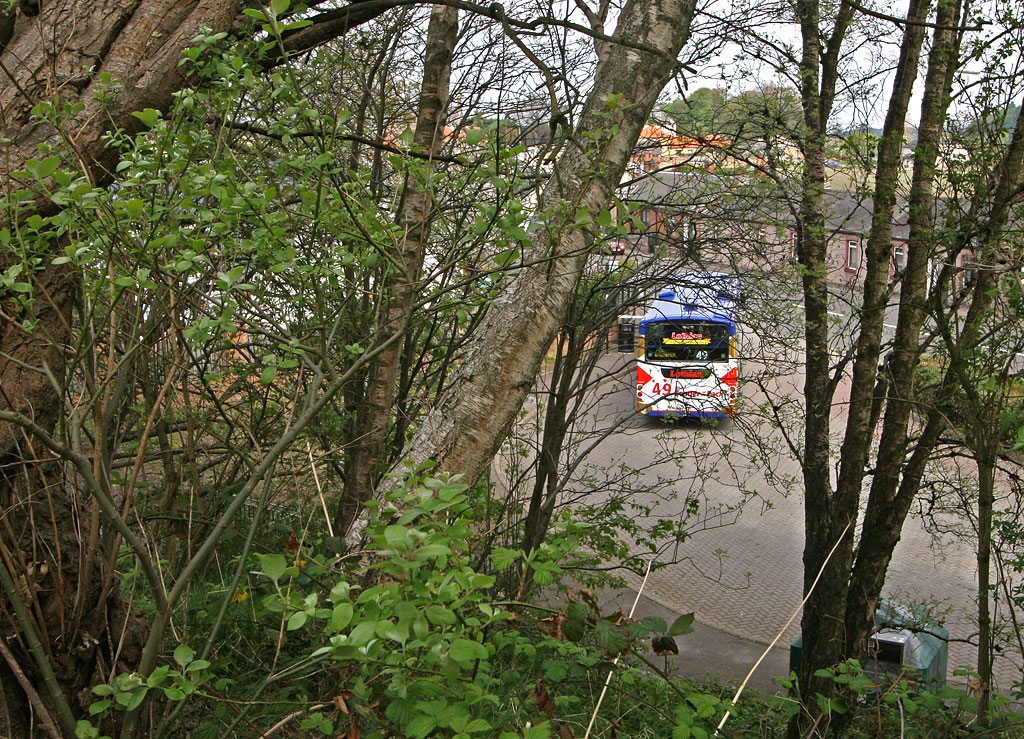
[617,172,917,239]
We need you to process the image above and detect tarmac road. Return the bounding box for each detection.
[543,326,1016,695]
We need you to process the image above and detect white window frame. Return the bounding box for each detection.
[846,239,860,271]
[893,244,905,272]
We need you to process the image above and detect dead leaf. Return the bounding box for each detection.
[528,678,555,719]
[537,614,565,640]
[652,635,679,656]
[578,588,599,613]
[336,717,359,739]
[333,690,354,714]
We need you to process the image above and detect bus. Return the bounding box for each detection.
[636,272,739,419]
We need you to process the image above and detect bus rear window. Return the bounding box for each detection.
[645,321,730,362]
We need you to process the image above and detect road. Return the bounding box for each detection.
[544,321,1018,694]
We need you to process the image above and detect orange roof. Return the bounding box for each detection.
[638,125,729,149]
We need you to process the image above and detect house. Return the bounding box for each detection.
[629,124,730,174]
[615,171,924,287]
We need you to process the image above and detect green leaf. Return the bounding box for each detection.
[425,604,456,625]
[173,644,194,667]
[260,365,277,385]
[595,209,613,228]
[91,684,115,696]
[492,247,519,267]
[491,547,519,571]
[257,553,287,582]
[125,686,149,712]
[76,719,101,739]
[348,620,377,647]
[415,543,450,559]
[88,699,111,716]
[287,611,308,630]
[270,0,290,15]
[523,723,552,739]
[146,665,171,687]
[383,524,409,551]
[132,108,161,128]
[465,128,486,145]
[594,620,629,656]
[563,617,585,642]
[448,638,487,663]
[643,616,668,634]
[329,602,353,632]
[668,612,695,636]
[36,157,60,179]
[407,714,437,738]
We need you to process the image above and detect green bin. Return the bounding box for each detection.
[789,599,948,691]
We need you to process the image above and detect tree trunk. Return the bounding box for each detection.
[842,0,963,669]
[336,3,458,536]
[394,0,700,488]
[1,2,393,734]
[788,0,858,727]
[845,0,1024,675]
[976,441,996,719]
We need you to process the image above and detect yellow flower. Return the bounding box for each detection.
[232,591,248,603]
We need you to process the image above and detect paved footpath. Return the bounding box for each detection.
[557,348,1021,696]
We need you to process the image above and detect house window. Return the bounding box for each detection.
[846,240,860,271]
[893,244,905,272]
[962,254,977,287]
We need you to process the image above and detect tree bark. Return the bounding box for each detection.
[336,3,458,536]
[788,0,858,726]
[393,0,699,488]
[843,0,964,671]
[790,0,940,730]
[0,1,393,734]
[976,441,996,718]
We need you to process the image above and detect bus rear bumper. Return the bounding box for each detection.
[642,406,736,419]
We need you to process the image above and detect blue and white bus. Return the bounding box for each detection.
[636,273,739,419]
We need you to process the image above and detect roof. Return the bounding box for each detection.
[617,173,917,239]
[639,272,738,333]
[637,125,730,150]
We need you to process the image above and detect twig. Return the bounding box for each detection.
[714,520,853,737]
[0,638,63,739]
[307,442,335,538]
[583,558,654,739]
[0,559,78,737]
[258,703,329,737]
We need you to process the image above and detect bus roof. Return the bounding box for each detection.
[639,272,738,335]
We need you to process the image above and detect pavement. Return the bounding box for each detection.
[587,583,791,693]
[529,342,1022,699]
